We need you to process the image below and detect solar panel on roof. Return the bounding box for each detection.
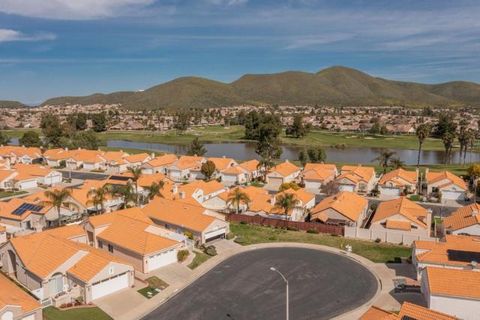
[448,249,480,263]
[11,203,44,216]
[109,175,131,181]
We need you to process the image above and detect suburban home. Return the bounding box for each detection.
[143,197,229,244]
[0,226,135,306]
[166,156,206,182]
[65,149,105,171]
[426,170,467,201]
[443,203,480,236]
[220,165,249,186]
[0,272,43,320]
[175,180,227,211]
[369,197,431,237]
[223,186,273,215]
[84,208,184,274]
[377,168,418,197]
[302,163,337,193]
[43,148,72,167]
[208,157,238,178]
[13,163,63,187]
[239,159,261,181]
[421,267,480,320]
[265,160,301,190]
[360,302,457,320]
[123,153,152,169]
[412,235,480,279]
[336,165,376,194]
[310,191,368,226]
[270,188,315,221]
[0,169,16,190]
[0,198,54,235]
[141,154,178,175]
[101,150,130,174]
[69,180,124,214]
[0,145,43,164]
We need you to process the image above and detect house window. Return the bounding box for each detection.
[98,241,103,248]
[108,244,114,253]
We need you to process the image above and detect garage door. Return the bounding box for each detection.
[339,185,355,192]
[267,177,283,190]
[441,190,464,200]
[147,249,177,272]
[205,227,226,242]
[91,272,129,300]
[18,180,37,190]
[380,187,400,196]
[305,181,322,192]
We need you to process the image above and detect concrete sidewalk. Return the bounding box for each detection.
[95,241,412,320]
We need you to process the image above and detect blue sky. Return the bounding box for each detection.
[1,0,480,104]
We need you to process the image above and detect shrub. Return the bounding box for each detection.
[374,238,382,243]
[306,229,319,234]
[177,249,190,262]
[240,221,247,225]
[203,245,217,256]
[234,236,246,244]
[184,230,194,240]
[286,226,299,231]
[226,232,235,240]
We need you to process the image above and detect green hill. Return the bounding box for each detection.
[40,66,480,109]
[0,100,26,108]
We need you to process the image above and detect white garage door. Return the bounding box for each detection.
[91,272,129,300]
[442,190,464,200]
[205,227,227,242]
[339,184,355,192]
[380,187,401,196]
[146,249,177,272]
[267,177,283,189]
[305,181,322,192]
[18,180,37,190]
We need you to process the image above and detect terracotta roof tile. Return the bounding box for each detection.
[311,191,367,222]
[372,197,429,229]
[443,203,480,232]
[425,267,480,300]
[0,272,40,313]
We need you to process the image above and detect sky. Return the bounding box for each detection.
[0,0,480,104]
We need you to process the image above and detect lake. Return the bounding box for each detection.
[106,140,480,165]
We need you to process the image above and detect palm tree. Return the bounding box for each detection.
[274,193,299,221]
[87,185,111,214]
[144,181,165,201]
[372,149,396,173]
[389,157,405,169]
[115,181,136,209]
[415,124,431,167]
[442,131,456,164]
[226,188,251,214]
[257,157,274,182]
[43,188,73,226]
[128,167,142,205]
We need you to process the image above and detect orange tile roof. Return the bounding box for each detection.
[179,180,225,197]
[426,171,467,190]
[425,267,480,300]
[372,197,429,229]
[145,154,178,167]
[67,149,105,163]
[0,145,42,159]
[414,235,480,267]
[338,165,375,184]
[138,173,168,188]
[304,163,337,172]
[398,302,457,320]
[43,148,72,161]
[172,156,205,170]
[222,186,273,213]
[360,306,396,320]
[311,191,367,222]
[276,188,314,206]
[239,159,260,172]
[143,197,215,232]
[0,169,15,182]
[443,203,480,232]
[42,224,86,240]
[0,198,48,221]
[124,153,150,163]
[269,161,300,177]
[378,168,417,186]
[0,272,40,313]
[303,166,336,181]
[12,163,57,181]
[102,151,128,164]
[208,157,237,171]
[222,165,246,175]
[385,219,412,231]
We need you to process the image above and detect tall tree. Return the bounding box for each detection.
[41,113,63,147]
[298,150,307,166]
[442,131,456,164]
[187,137,207,156]
[226,188,251,214]
[286,114,308,138]
[201,160,216,181]
[274,193,299,221]
[144,181,165,201]
[0,131,10,145]
[115,181,136,208]
[415,124,431,167]
[91,112,107,132]
[372,149,397,173]
[43,189,73,226]
[19,131,41,147]
[389,157,405,169]
[87,185,112,214]
[128,167,143,205]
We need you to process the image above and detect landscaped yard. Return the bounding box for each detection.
[0,190,28,198]
[231,223,412,263]
[187,251,212,269]
[43,306,112,320]
[137,276,169,299]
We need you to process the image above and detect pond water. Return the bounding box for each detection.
[106,139,480,165]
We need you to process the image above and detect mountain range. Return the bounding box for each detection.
[11,66,480,109]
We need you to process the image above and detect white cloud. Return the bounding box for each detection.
[0,0,155,20]
[0,29,56,43]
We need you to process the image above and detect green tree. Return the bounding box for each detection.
[19,130,41,147]
[433,113,457,138]
[442,131,456,164]
[41,113,63,147]
[286,114,308,138]
[389,157,405,169]
[174,112,190,131]
[72,131,99,150]
[307,147,326,163]
[298,150,307,166]
[0,131,10,145]
[128,167,143,205]
[87,185,112,214]
[92,112,107,132]
[274,193,299,221]
[415,124,431,167]
[201,160,216,181]
[43,189,73,226]
[144,181,165,201]
[226,187,251,214]
[279,182,300,192]
[187,137,207,156]
[373,149,397,173]
[115,181,136,208]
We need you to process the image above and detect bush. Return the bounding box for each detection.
[374,238,382,243]
[306,229,319,234]
[226,232,235,240]
[203,245,217,256]
[240,221,247,225]
[286,226,299,231]
[177,249,190,262]
[184,230,194,240]
[234,236,246,244]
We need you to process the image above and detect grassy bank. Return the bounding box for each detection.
[231,223,412,263]
[43,306,112,320]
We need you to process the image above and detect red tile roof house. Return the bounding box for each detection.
[425,170,467,201]
[265,160,301,190]
[301,163,338,193]
[141,154,178,175]
[0,226,135,307]
[310,191,368,226]
[360,302,457,320]
[270,188,315,221]
[443,203,480,236]
[0,146,43,165]
[166,156,206,182]
[336,165,376,195]
[0,272,43,320]
[377,168,418,197]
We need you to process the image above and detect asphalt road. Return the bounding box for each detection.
[143,248,378,320]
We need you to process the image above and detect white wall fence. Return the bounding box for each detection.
[344,226,436,246]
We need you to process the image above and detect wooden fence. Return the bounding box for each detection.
[226,214,344,236]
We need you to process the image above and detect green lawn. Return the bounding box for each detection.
[43,306,112,320]
[0,190,28,198]
[187,251,212,269]
[231,223,411,263]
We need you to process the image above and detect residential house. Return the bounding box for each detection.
[377,168,418,197]
[239,159,261,181]
[84,208,184,274]
[141,154,178,175]
[443,203,480,236]
[102,150,130,174]
[0,198,53,235]
[69,180,124,214]
[302,163,337,192]
[176,180,227,211]
[421,267,480,320]
[13,163,63,187]
[166,156,206,182]
[360,302,457,320]
[426,170,467,201]
[65,149,105,171]
[270,188,315,221]
[0,272,43,320]
[310,191,368,226]
[208,157,238,178]
[143,197,229,244]
[265,160,301,190]
[223,186,273,215]
[0,226,135,305]
[43,148,72,167]
[0,169,16,190]
[336,165,376,194]
[220,165,249,186]
[123,153,152,169]
[369,197,431,237]
[0,145,42,164]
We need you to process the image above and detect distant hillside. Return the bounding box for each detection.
[0,100,26,108]
[41,66,480,109]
